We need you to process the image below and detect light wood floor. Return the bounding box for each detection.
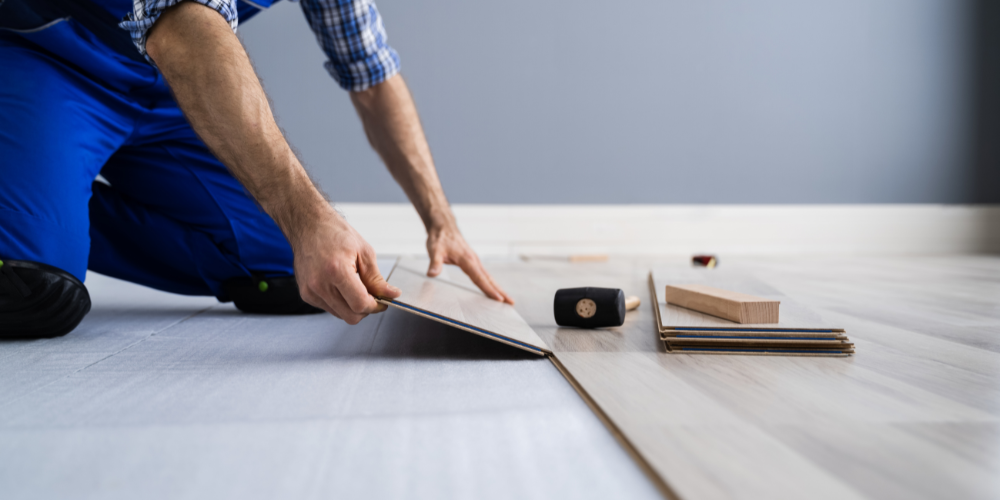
[3,256,997,499]
[494,255,1000,500]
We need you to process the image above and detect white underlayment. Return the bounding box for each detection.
[336,204,1000,257]
[0,260,660,500]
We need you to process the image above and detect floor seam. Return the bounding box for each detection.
[0,305,215,410]
[69,305,214,373]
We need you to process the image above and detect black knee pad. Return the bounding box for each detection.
[0,260,92,339]
[222,275,323,315]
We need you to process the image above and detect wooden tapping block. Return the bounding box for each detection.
[664,284,779,324]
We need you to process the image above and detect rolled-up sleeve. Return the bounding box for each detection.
[299,0,400,92]
[119,0,240,63]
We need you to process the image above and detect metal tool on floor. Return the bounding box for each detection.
[553,287,640,328]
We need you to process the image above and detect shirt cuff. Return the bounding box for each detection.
[324,46,400,92]
[119,0,240,64]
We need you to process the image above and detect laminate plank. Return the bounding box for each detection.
[756,270,1000,354]
[764,422,1000,500]
[729,256,1000,326]
[486,255,1000,499]
[788,312,1000,414]
[556,352,867,500]
[383,257,550,355]
[649,353,993,425]
[652,269,844,331]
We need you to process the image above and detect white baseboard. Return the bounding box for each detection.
[334,204,1000,257]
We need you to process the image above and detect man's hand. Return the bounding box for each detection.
[148,3,505,312]
[426,224,514,305]
[147,2,398,323]
[292,209,400,324]
[351,76,512,304]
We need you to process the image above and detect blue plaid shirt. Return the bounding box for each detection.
[120,0,400,91]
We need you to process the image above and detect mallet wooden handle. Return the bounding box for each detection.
[625,296,640,311]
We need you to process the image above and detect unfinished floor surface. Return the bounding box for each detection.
[0,260,660,500]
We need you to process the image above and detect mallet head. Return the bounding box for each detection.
[553,287,626,328]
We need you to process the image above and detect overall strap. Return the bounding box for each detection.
[21,0,147,62]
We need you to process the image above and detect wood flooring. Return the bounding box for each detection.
[381,257,551,355]
[488,255,1000,500]
[5,255,997,500]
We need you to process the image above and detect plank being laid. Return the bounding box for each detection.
[380,256,551,356]
[484,255,1000,500]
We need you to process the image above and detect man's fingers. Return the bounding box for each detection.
[476,263,514,304]
[456,257,505,302]
[427,249,445,277]
[300,284,343,319]
[333,266,383,316]
[359,249,400,299]
[485,272,515,305]
[301,272,378,324]
[323,280,370,324]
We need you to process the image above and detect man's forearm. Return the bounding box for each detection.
[144,2,508,306]
[349,75,513,303]
[145,2,333,244]
[350,75,456,232]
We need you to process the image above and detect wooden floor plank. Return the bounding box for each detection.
[384,257,551,355]
[764,422,1000,500]
[557,352,868,500]
[491,255,1000,500]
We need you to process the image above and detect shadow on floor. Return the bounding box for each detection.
[368,308,543,361]
[67,305,545,363]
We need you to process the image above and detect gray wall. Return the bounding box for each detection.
[240,0,981,204]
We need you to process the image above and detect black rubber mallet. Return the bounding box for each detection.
[553,287,641,328]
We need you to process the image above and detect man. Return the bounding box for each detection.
[0,0,512,338]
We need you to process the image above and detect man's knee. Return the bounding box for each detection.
[0,259,91,339]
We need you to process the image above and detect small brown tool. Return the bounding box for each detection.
[692,255,718,268]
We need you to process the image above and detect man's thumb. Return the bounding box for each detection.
[427,253,444,277]
[360,254,400,299]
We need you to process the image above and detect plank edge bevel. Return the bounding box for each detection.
[548,355,683,500]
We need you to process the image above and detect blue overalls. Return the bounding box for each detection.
[0,0,293,300]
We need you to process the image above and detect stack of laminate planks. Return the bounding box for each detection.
[649,268,854,356]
